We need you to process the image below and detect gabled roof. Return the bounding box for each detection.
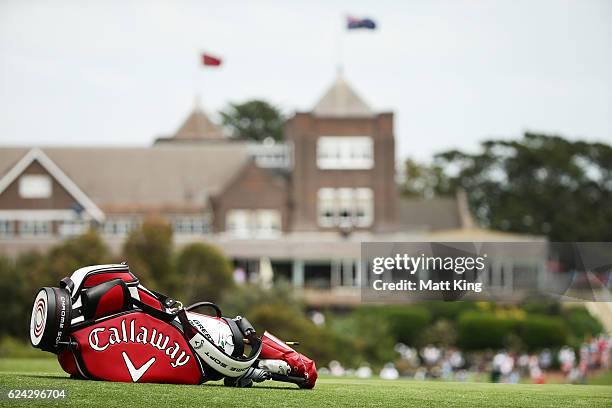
[0,145,251,214]
[0,148,105,222]
[173,107,224,140]
[312,73,374,117]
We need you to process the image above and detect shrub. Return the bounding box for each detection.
[221,283,339,366]
[0,257,29,338]
[518,315,567,350]
[421,319,457,346]
[42,230,111,286]
[563,307,603,343]
[358,305,431,346]
[175,242,234,304]
[520,297,562,316]
[331,309,397,367]
[457,312,517,350]
[422,301,478,322]
[122,216,173,292]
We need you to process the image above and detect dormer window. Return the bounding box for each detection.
[18,175,52,199]
[317,136,374,169]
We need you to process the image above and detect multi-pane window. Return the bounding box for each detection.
[172,216,210,235]
[58,220,89,237]
[317,136,374,169]
[19,220,51,236]
[18,175,52,198]
[318,189,336,227]
[102,218,140,236]
[226,209,281,238]
[226,210,251,238]
[255,210,282,237]
[0,220,13,237]
[317,188,374,228]
[355,188,374,227]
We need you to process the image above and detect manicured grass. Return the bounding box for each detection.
[589,370,612,386]
[1,358,611,407]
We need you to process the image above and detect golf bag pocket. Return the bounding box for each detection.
[81,279,131,320]
[66,311,203,384]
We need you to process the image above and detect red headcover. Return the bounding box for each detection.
[260,331,318,389]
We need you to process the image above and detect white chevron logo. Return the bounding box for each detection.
[122,351,156,382]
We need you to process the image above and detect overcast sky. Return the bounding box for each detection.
[0,0,610,161]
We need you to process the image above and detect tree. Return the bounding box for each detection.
[175,242,234,304]
[400,158,452,198]
[0,230,111,339]
[0,256,28,337]
[434,133,612,241]
[42,230,112,286]
[122,216,174,293]
[220,100,284,142]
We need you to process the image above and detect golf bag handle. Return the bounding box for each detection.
[185,302,223,318]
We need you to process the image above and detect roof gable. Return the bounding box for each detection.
[174,108,224,140]
[214,160,288,202]
[0,148,105,221]
[313,73,374,117]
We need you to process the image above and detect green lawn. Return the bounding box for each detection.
[0,358,611,407]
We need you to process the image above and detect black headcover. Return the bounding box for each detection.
[30,287,72,352]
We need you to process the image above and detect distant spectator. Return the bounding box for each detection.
[380,363,399,380]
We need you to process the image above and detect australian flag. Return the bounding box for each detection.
[347,16,377,30]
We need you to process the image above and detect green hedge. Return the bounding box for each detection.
[518,315,567,350]
[457,312,517,350]
[563,307,603,341]
[359,306,431,346]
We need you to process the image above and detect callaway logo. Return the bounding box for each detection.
[122,352,155,382]
[88,318,190,368]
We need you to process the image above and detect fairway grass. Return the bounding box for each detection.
[1,358,611,407]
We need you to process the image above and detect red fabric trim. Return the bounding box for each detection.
[137,289,163,310]
[83,272,137,288]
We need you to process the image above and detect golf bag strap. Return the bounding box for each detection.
[186,302,223,318]
[177,309,262,378]
[148,289,183,310]
[131,298,177,323]
[222,318,244,358]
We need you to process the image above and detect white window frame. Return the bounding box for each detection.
[226,209,282,238]
[317,188,374,228]
[58,220,89,237]
[355,188,374,227]
[226,210,251,238]
[254,210,281,237]
[19,220,51,237]
[18,175,52,199]
[317,188,336,227]
[102,217,139,236]
[0,220,13,237]
[172,216,210,235]
[317,136,374,170]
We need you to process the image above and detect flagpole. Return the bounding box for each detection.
[195,51,202,111]
[337,14,344,74]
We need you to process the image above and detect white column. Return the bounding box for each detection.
[292,259,304,288]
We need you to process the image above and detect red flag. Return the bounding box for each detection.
[201,53,222,67]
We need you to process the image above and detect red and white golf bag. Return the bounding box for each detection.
[29,263,317,388]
